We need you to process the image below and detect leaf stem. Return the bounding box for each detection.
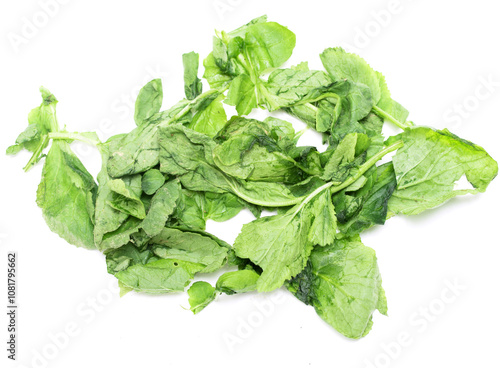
[298,140,404,209]
[48,132,101,146]
[329,140,404,195]
[23,135,49,172]
[372,105,409,130]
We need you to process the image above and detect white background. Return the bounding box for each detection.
[1,1,499,367]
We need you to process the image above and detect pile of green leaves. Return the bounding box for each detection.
[8,16,497,339]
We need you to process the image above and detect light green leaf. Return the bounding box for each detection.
[106,242,154,274]
[202,53,233,89]
[288,235,387,339]
[245,22,296,75]
[142,180,180,237]
[320,47,381,104]
[107,99,190,177]
[308,190,337,246]
[189,94,227,137]
[216,269,260,295]
[187,281,216,314]
[322,133,370,182]
[151,228,229,273]
[36,140,96,249]
[108,175,146,219]
[376,72,409,126]
[134,79,163,125]
[183,51,203,100]
[158,124,301,207]
[387,127,498,216]
[233,205,314,292]
[225,74,257,115]
[141,169,166,195]
[115,258,204,294]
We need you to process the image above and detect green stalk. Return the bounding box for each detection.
[49,132,101,146]
[23,135,49,172]
[372,105,409,130]
[329,140,403,195]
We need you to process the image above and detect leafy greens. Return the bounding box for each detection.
[7,16,497,340]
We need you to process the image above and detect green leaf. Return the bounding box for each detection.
[141,169,166,195]
[233,204,314,292]
[142,180,180,237]
[322,133,370,182]
[151,228,229,273]
[188,281,216,314]
[108,175,146,219]
[244,22,296,75]
[376,72,409,125]
[173,190,246,230]
[387,127,498,216]
[158,124,302,207]
[202,53,233,89]
[182,52,203,100]
[320,47,381,104]
[288,236,387,339]
[134,79,163,125]
[338,162,397,235]
[189,94,227,137]
[225,74,258,115]
[36,140,96,249]
[226,15,268,38]
[212,117,301,183]
[263,69,333,110]
[308,190,337,246]
[8,87,60,171]
[216,269,260,295]
[115,258,204,294]
[94,142,132,251]
[106,242,154,274]
[107,99,190,177]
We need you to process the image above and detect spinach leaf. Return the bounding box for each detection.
[37,140,97,249]
[173,190,246,230]
[188,281,216,314]
[151,227,229,273]
[106,242,154,274]
[107,99,191,177]
[225,74,258,115]
[108,175,146,219]
[244,22,296,75]
[212,117,302,183]
[233,201,315,292]
[141,169,166,195]
[142,180,180,237]
[115,258,204,294]
[387,127,498,216]
[337,162,397,236]
[263,69,333,110]
[216,268,260,295]
[320,47,381,104]
[308,190,337,247]
[158,124,303,207]
[321,133,370,183]
[182,51,203,100]
[134,79,163,125]
[188,94,227,137]
[288,235,387,339]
